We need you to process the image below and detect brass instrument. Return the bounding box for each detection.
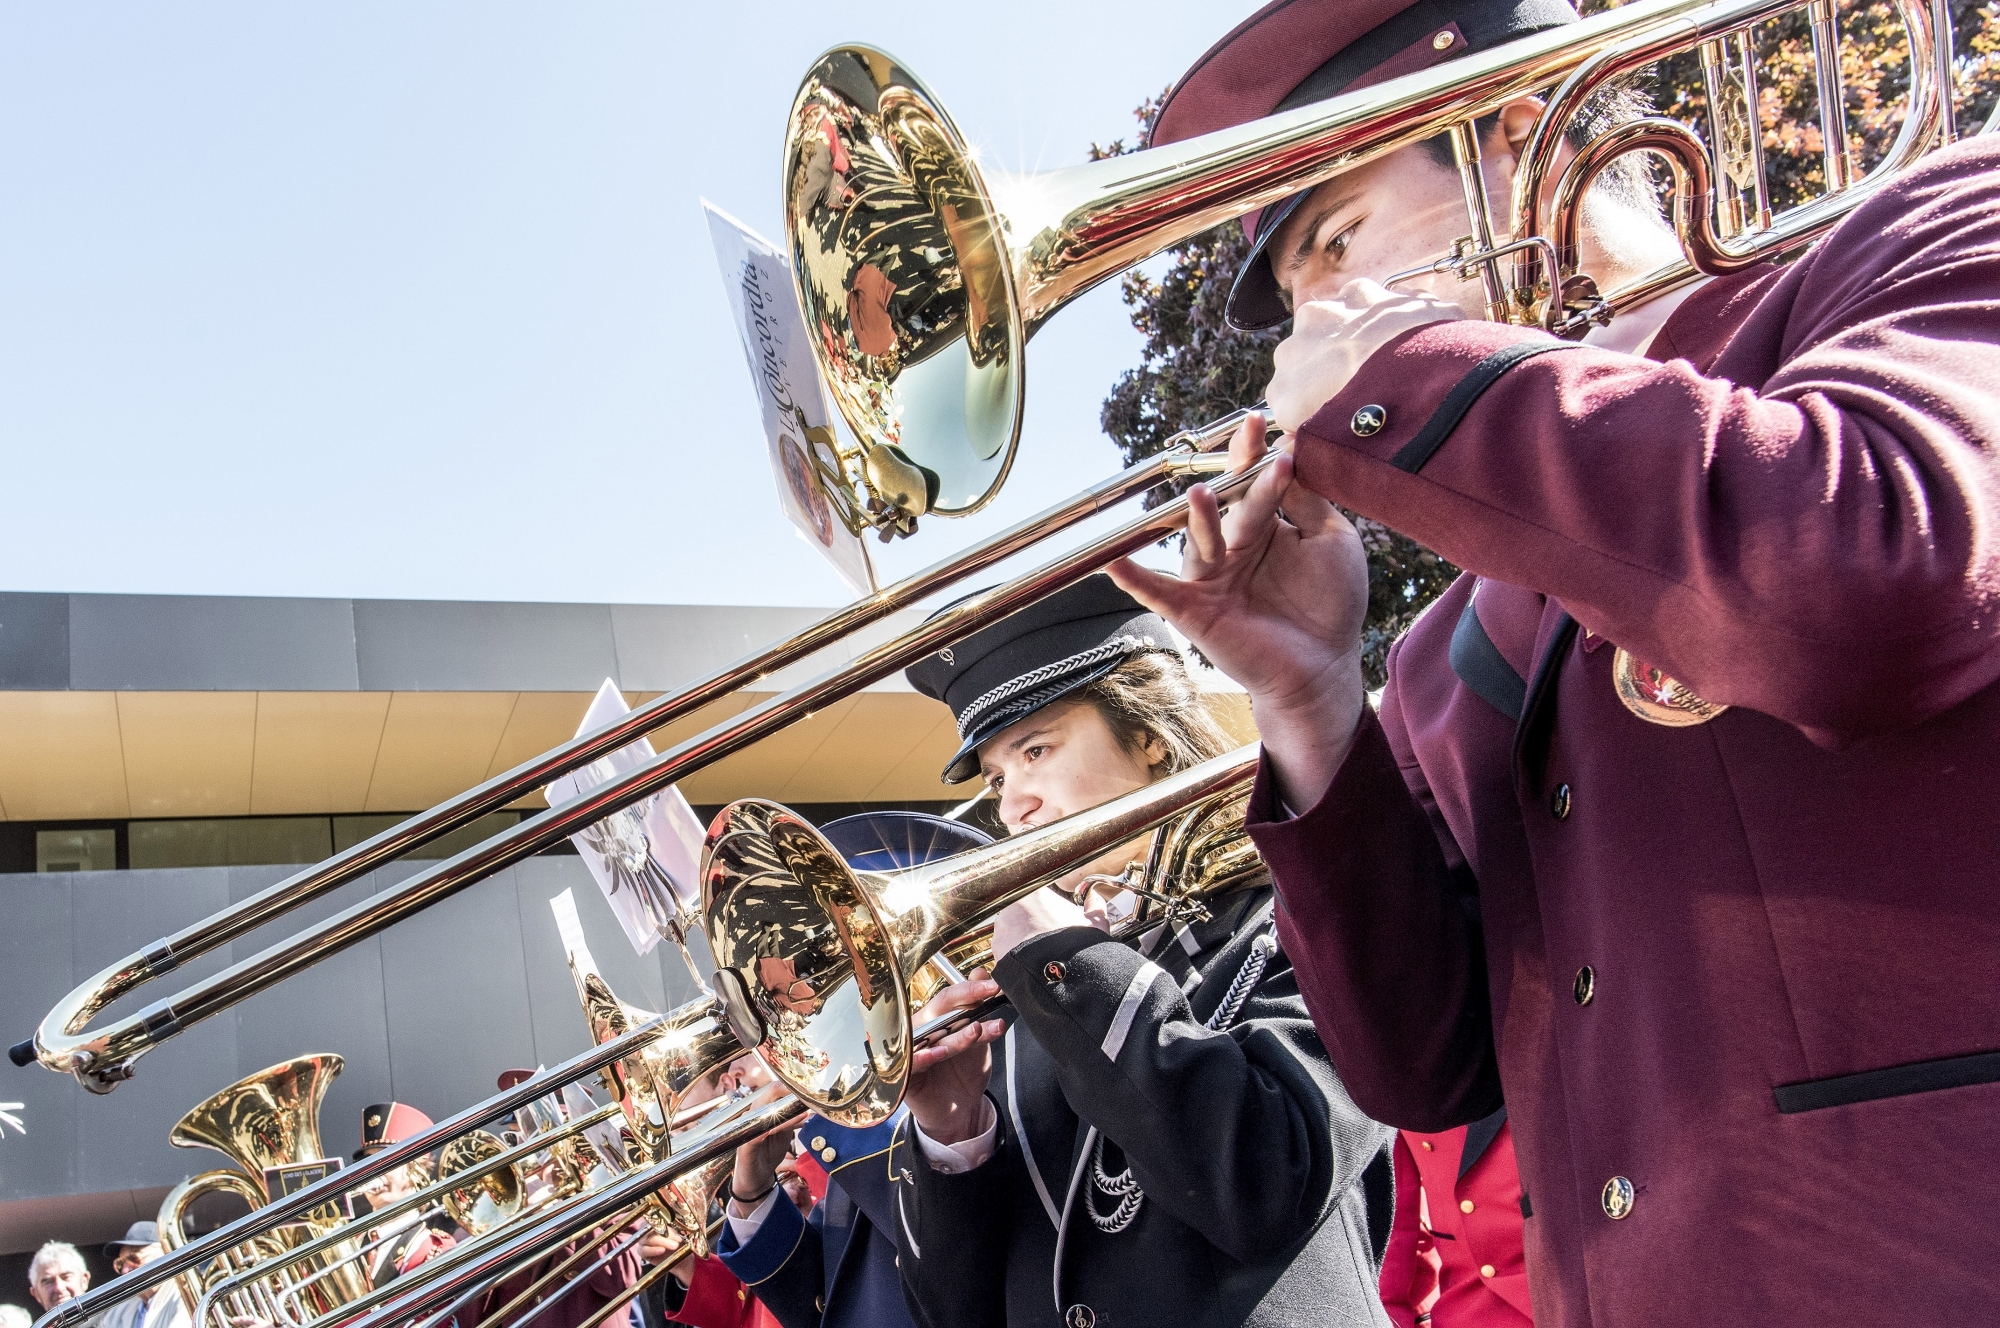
[702,747,1260,1124]
[902,787,1263,1010]
[156,1056,369,1324]
[19,2,1971,1325]
[787,0,1956,536]
[16,0,1962,1102]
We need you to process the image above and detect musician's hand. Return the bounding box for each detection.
[1110,411,1370,812]
[637,1228,694,1287]
[1266,279,1463,437]
[990,886,1097,962]
[906,970,1003,1147]
[728,1126,797,1216]
[775,1151,813,1215]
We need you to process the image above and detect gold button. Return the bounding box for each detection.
[1480,1263,1496,1278]
[1420,1140,1434,1151]
[1351,404,1388,437]
[1432,29,1455,50]
[1044,961,1066,983]
[820,1146,837,1163]
[736,1289,746,1302]
[815,1297,824,1313]
[810,1136,827,1150]
[1574,965,1595,1005]
[1459,1199,1474,1214]
[1550,783,1572,819]
[1602,1175,1635,1220]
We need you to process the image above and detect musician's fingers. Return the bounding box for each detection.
[1227,411,1267,474]
[911,1020,985,1069]
[1185,483,1226,572]
[1219,447,1289,546]
[915,976,999,1022]
[1270,454,1339,535]
[1108,557,1190,620]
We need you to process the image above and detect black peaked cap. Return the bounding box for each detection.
[906,575,1178,784]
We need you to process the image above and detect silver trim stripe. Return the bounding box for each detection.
[1099,960,1166,1063]
[1006,1025,1063,1231]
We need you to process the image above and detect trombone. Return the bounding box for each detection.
[18,0,1971,1319]
[15,0,1958,1096]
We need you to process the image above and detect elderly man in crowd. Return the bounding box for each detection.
[26,1244,91,1321]
[98,1224,189,1328]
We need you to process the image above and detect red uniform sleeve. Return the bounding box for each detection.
[1377,1133,1441,1328]
[1289,136,2000,746]
[666,1257,755,1328]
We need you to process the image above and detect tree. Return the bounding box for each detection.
[1097,4,1997,687]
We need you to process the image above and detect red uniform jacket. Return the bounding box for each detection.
[1380,1112,1532,1328]
[663,1257,781,1328]
[1246,133,2000,1328]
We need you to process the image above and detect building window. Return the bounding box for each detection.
[36,828,116,873]
[129,817,335,870]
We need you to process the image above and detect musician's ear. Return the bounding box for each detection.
[1492,96,1547,167]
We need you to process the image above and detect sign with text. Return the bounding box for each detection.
[704,200,874,596]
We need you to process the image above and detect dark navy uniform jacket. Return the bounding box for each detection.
[890,889,1394,1328]
[716,1112,913,1328]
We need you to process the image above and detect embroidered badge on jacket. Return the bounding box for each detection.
[1611,648,1728,726]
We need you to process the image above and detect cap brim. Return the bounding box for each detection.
[938,656,1127,784]
[1225,190,1310,331]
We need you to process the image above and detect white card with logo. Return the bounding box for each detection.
[543,679,707,956]
[704,200,875,597]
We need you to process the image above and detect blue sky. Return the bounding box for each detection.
[0,2,1264,607]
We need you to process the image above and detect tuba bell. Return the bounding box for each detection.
[157,1055,370,1323]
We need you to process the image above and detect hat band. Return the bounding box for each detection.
[953,635,1159,740]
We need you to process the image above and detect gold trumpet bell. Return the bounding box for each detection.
[566,965,743,1162]
[701,748,1261,1127]
[702,801,911,1127]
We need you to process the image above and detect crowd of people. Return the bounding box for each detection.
[17,0,1999,1322]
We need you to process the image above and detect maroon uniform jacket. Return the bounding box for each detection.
[1380,1112,1533,1328]
[1246,133,2000,1327]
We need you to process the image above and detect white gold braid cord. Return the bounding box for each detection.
[1085,931,1277,1233]
[953,637,1155,739]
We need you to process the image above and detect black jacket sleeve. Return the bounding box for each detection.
[889,1109,1017,1328]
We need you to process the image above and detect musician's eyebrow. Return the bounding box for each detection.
[979,722,1059,780]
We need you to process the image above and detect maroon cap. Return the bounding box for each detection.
[496,1068,537,1091]
[1152,0,1578,328]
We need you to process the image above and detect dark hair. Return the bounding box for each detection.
[1420,79,1660,214]
[1075,652,1234,778]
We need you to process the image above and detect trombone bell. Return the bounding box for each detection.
[700,747,1262,1126]
[786,47,1025,532]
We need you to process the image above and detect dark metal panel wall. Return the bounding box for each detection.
[0,856,686,1252]
[67,595,362,692]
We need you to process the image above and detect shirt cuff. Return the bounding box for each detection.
[724,1186,779,1242]
[912,1100,997,1173]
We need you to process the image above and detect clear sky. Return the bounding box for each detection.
[0,2,1265,608]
